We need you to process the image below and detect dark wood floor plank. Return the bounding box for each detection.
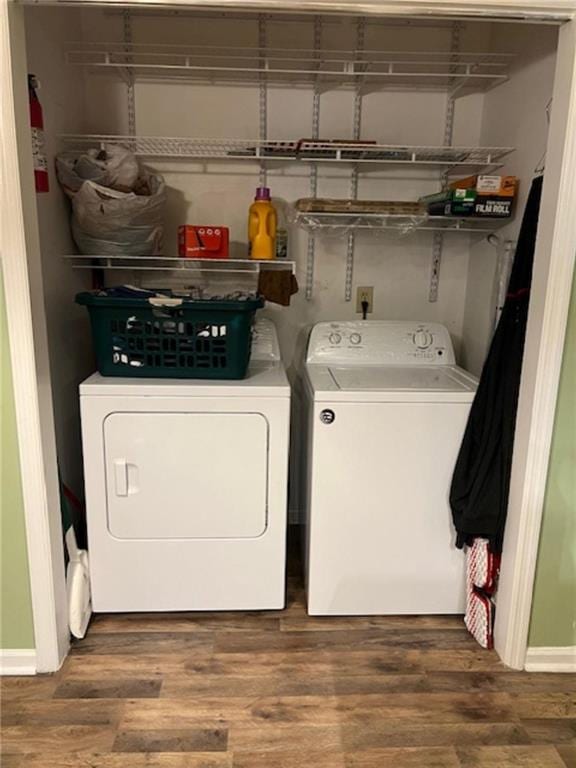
[164,646,506,685]
[232,751,346,768]
[345,747,461,767]
[521,720,576,744]
[457,745,567,767]
[1,699,123,727]
[112,728,228,753]
[190,648,424,675]
[0,754,232,767]
[70,632,214,656]
[332,675,430,696]
[326,648,505,674]
[557,745,576,767]
[53,679,162,699]
[281,615,464,632]
[425,672,576,693]
[215,628,478,655]
[161,673,339,698]
[342,721,531,750]
[232,749,461,768]
[334,691,516,724]
[60,653,198,680]
[90,613,280,634]
[0,757,22,768]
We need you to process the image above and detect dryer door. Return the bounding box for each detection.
[104,412,268,539]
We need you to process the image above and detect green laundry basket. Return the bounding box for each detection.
[77,292,264,379]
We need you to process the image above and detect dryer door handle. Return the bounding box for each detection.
[114,459,128,497]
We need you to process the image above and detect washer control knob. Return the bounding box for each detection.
[329,333,342,345]
[350,333,362,345]
[414,331,433,349]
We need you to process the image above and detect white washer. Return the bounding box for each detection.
[303,321,478,616]
[80,319,290,612]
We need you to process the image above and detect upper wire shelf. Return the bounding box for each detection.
[65,42,513,92]
[63,255,296,275]
[59,135,514,173]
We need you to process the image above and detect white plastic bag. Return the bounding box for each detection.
[56,144,140,197]
[71,174,166,256]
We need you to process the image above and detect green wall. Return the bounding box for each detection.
[529,270,576,648]
[1,269,35,650]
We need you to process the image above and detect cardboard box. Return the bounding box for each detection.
[421,188,513,218]
[473,197,514,217]
[178,226,229,259]
[448,175,518,197]
[420,188,476,216]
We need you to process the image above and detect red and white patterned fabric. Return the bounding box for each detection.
[465,589,494,649]
[468,537,500,594]
[464,538,501,649]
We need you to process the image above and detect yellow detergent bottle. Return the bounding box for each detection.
[249,186,277,260]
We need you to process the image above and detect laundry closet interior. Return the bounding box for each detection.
[14,4,562,618]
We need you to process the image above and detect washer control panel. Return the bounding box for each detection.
[307,321,455,365]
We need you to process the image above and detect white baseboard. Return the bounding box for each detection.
[0,649,37,676]
[525,646,576,672]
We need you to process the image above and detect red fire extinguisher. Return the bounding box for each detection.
[28,74,49,193]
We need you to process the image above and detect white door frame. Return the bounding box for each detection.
[1,0,69,673]
[2,0,575,673]
[494,18,576,667]
[15,0,576,22]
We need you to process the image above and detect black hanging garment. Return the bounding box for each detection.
[450,176,543,554]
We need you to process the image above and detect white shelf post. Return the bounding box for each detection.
[258,15,267,189]
[122,10,136,138]
[306,15,322,302]
[429,20,462,303]
[345,16,365,302]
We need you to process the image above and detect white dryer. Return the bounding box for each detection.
[80,319,290,612]
[303,321,477,616]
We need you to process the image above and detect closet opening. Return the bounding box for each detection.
[4,2,575,673]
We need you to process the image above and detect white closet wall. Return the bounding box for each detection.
[461,24,558,375]
[25,7,94,499]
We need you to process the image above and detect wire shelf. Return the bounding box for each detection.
[65,42,513,91]
[295,210,510,235]
[59,135,514,172]
[63,255,296,275]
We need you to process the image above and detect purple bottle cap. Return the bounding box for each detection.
[255,186,271,201]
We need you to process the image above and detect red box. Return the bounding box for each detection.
[178,226,229,259]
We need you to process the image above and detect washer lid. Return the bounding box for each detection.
[307,363,477,402]
[330,365,476,392]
